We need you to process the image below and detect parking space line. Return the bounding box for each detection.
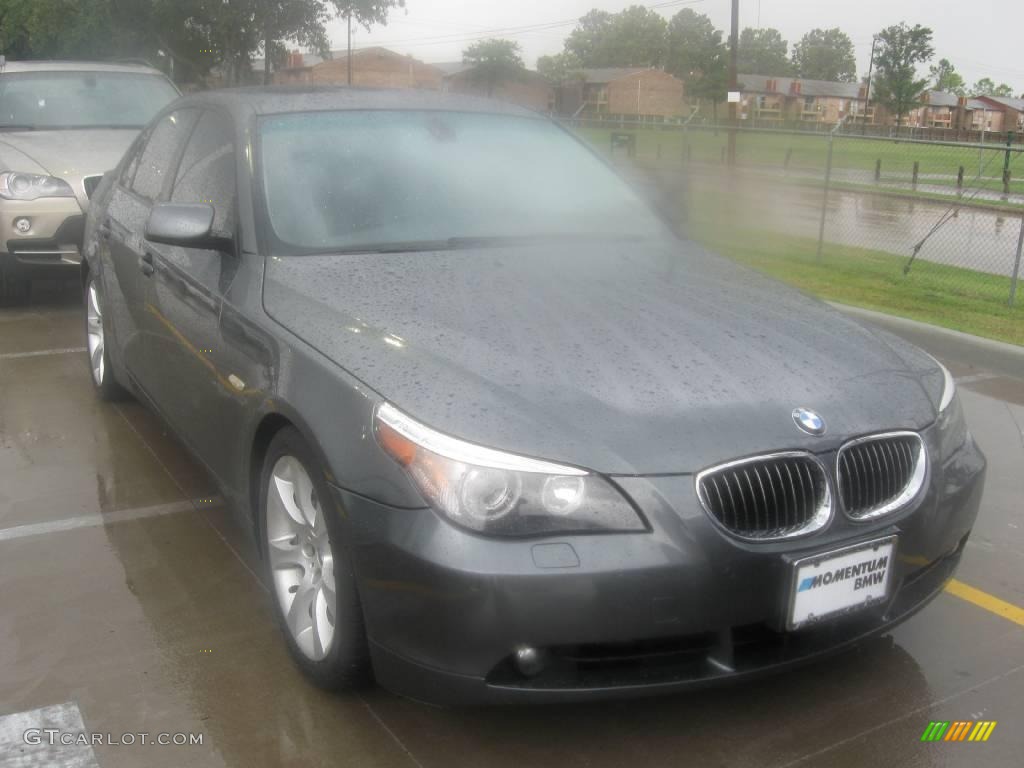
[0,499,212,543]
[0,701,99,768]
[0,347,87,360]
[945,579,1024,627]
[112,403,268,591]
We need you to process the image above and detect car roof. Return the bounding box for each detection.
[0,60,167,76]
[175,85,542,119]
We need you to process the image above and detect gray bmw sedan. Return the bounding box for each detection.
[82,87,986,705]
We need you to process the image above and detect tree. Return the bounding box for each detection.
[737,27,792,75]
[536,52,582,85]
[254,0,334,84]
[0,0,219,83]
[462,38,524,97]
[564,5,668,67]
[0,0,405,86]
[871,23,934,126]
[970,77,1015,97]
[929,59,965,96]
[664,9,727,116]
[791,28,856,82]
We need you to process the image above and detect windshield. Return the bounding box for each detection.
[259,110,666,253]
[0,71,179,129]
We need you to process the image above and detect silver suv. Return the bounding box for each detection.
[0,60,179,298]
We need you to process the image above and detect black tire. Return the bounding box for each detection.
[259,426,371,690]
[84,271,129,402]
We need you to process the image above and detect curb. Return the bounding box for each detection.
[829,303,1024,379]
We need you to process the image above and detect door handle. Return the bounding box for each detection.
[140,250,155,277]
[98,219,112,239]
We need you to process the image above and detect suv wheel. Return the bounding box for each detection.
[260,427,371,689]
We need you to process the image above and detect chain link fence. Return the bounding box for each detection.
[568,118,1024,344]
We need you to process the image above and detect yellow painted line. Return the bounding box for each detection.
[945,579,1024,627]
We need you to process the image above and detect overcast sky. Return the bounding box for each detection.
[324,0,1023,91]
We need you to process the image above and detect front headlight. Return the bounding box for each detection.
[931,358,966,455]
[0,171,75,201]
[936,360,956,413]
[375,403,645,536]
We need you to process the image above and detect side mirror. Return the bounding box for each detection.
[145,203,233,252]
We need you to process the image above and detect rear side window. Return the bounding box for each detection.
[171,111,236,234]
[131,109,198,201]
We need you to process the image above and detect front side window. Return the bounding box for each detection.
[259,110,666,253]
[131,110,198,201]
[0,71,179,130]
[171,111,236,234]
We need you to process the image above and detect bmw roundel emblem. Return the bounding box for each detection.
[792,408,826,436]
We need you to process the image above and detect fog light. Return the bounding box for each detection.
[14,217,31,234]
[513,646,546,677]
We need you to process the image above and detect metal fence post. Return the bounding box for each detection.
[816,117,848,261]
[815,133,833,261]
[1010,215,1024,308]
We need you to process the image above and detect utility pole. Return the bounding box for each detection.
[863,36,877,129]
[727,0,739,165]
[347,12,353,86]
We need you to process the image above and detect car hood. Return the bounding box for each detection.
[263,240,942,475]
[0,129,139,207]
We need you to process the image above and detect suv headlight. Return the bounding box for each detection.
[0,171,75,201]
[375,403,646,536]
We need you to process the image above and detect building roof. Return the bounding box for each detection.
[180,85,539,118]
[259,47,436,73]
[432,62,472,77]
[738,74,861,99]
[924,90,960,107]
[580,67,650,84]
[978,95,1024,111]
[0,59,165,75]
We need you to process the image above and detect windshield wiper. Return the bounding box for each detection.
[445,233,648,248]
[304,233,650,257]
[317,234,647,256]
[0,124,37,132]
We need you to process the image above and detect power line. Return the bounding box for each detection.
[343,0,706,50]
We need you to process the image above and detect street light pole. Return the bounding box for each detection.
[727,0,739,165]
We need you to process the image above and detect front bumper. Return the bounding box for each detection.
[335,429,985,705]
[0,197,84,279]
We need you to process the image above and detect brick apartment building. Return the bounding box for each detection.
[272,47,443,90]
[902,92,1004,131]
[436,63,555,111]
[738,74,869,124]
[973,96,1024,132]
[558,68,686,120]
[739,73,1018,133]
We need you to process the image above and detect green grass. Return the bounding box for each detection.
[689,223,1024,346]
[576,126,1024,195]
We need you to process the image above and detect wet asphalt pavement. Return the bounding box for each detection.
[1,285,1022,768]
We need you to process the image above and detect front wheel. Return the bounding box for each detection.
[260,427,371,690]
[84,273,128,401]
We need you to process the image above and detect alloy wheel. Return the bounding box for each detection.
[266,455,337,661]
[86,279,105,386]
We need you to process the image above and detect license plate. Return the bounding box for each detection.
[787,537,896,630]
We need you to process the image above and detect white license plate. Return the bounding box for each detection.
[788,537,896,630]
